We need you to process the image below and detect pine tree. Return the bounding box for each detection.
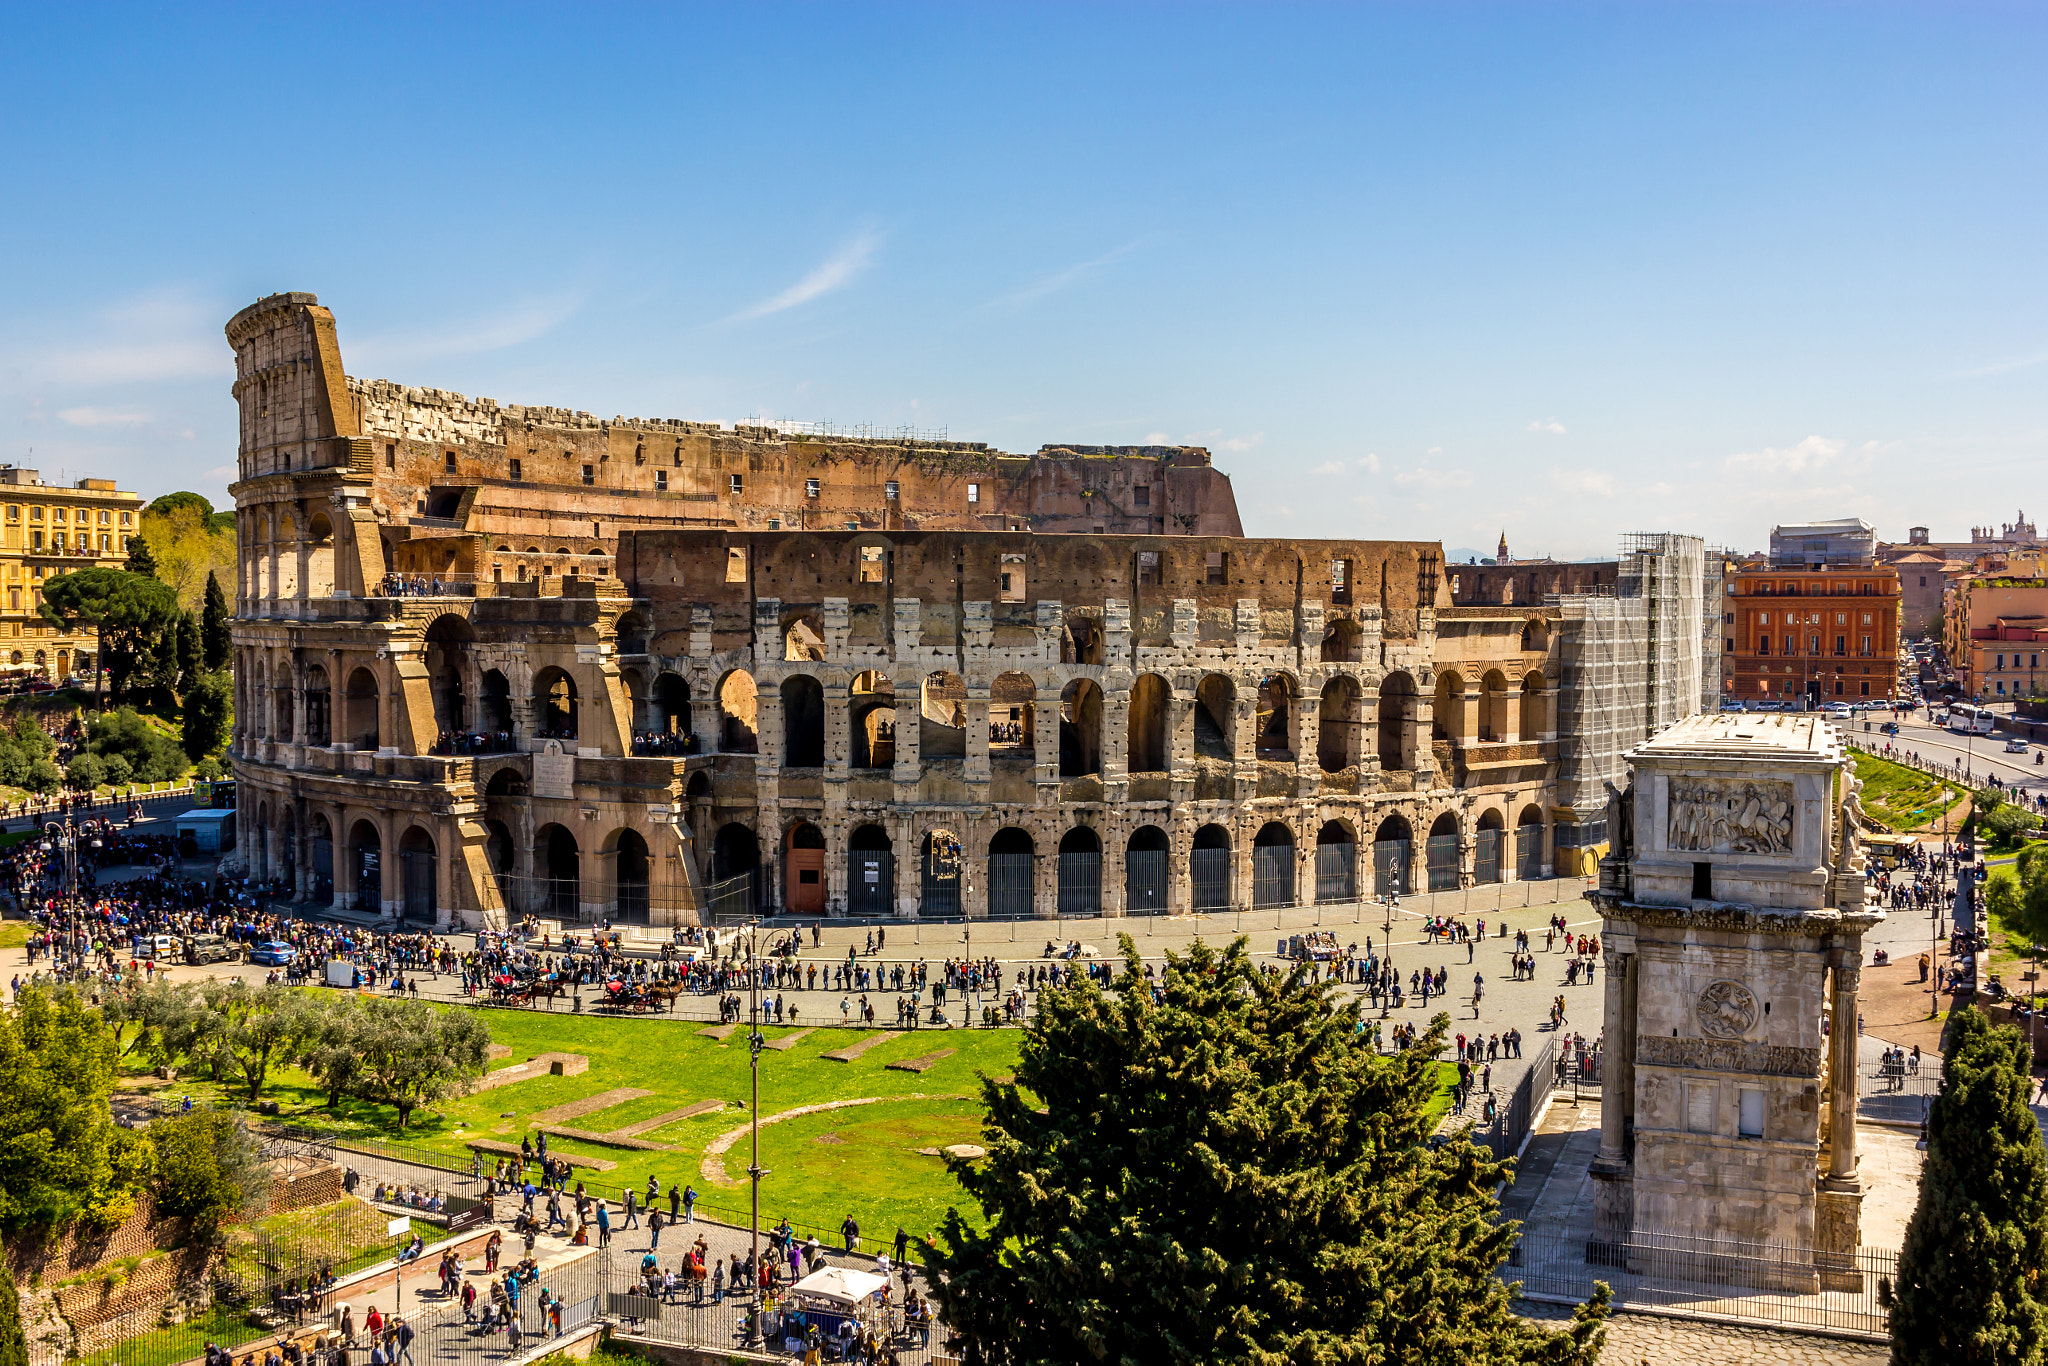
[1891,1006,2048,1364]
[124,532,158,579]
[201,571,230,672]
[0,1265,27,1366]
[174,612,201,694]
[924,936,1609,1365]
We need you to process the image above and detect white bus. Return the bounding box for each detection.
[1948,704,1997,736]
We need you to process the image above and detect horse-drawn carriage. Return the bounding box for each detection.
[594,977,683,1014]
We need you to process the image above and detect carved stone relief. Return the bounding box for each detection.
[1667,778,1794,854]
[1636,1034,1821,1078]
[1696,979,1759,1038]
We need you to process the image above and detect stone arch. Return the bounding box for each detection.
[346,818,382,913]
[920,669,968,758]
[1194,674,1235,759]
[652,673,691,744]
[480,669,512,736]
[1255,672,1298,759]
[1056,824,1102,915]
[1520,617,1550,652]
[398,825,438,924]
[781,674,826,768]
[782,607,826,662]
[1317,675,1363,772]
[847,821,895,916]
[988,826,1036,918]
[533,666,578,740]
[716,669,758,753]
[1378,670,1418,770]
[1126,823,1170,914]
[990,671,1035,751]
[1059,678,1103,777]
[1371,812,1413,896]
[1475,806,1507,883]
[1321,617,1364,664]
[611,827,651,922]
[535,822,580,918]
[615,609,650,656]
[1315,818,1358,904]
[850,670,896,770]
[1191,822,1232,911]
[1252,820,1296,909]
[920,828,964,915]
[425,614,473,736]
[343,667,379,749]
[1426,810,1462,891]
[784,820,826,914]
[1519,670,1548,742]
[1127,673,1171,774]
[1479,669,1511,743]
[1433,669,1466,744]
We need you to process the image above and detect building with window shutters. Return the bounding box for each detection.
[225,292,1704,925]
[0,467,144,682]
[1724,564,1902,706]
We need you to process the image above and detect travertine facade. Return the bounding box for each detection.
[1589,714,1880,1272]
[226,292,1575,926]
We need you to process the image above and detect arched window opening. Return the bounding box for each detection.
[717,671,758,753]
[1126,825,1170,914]
[1317,677,1362,772]
[1059,678,1103,777]
[1378,671,1417,771]
[1127,673,1171,774]
[990,672,1035,752]
[1255,673,1297,760]
[1194,675,1235,759]
[480,670,512,738]
[784,822,826,915]
[921,829,963,916]
[1057,825,1102,915]
[988,827,1035,918]
[1191,823,1232,911]
[1252,821,1295,909]
[1314,819,1357,904]
[782,675,826,768]
[613,829,651,923]
[920,671,968,758]
[343,668,379,750]
[848,823,894,916]
[534,667,578,740]
[1372,814,1413,896]
[1519,672,1547,743]
[399,827,437,924]
[538,824,579,919]
[1426,812,1461,891]
[851,671,896,770]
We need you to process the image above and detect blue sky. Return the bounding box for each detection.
[2,2,2043,559]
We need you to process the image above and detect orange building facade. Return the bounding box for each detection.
[1724,565,1901,704]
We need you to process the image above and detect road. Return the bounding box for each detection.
[1860,711,2047,799]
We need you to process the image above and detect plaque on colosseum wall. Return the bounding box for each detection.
[1636,1035,1821,1077]
[534,742,575,799]
[1666,778,1794,854]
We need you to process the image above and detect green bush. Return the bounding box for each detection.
[1983,804,2042,846]
[180,671,232,761]
[23,759,60,796]
[148,1109,267,1228]
[64,754,105,791]
[86,708,188,785]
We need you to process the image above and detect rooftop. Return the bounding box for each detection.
[1634,712,1843,761]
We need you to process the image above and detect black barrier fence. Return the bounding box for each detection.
[1475,1034,1558,1159]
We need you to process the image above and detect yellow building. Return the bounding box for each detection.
[0,467,145,680]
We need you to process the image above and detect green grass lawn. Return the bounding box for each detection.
[0,920,29,948]
[145,1004,1473,1246]
[76,1303,274,1366]
[1848,747,1969,832]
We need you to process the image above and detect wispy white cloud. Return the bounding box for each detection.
[26,289,227,385]
[352,294,585,369]
[1953,350,2048,379]
[730,231,881,322]
[988,238,1148,309]
[1526,417,1567,435]
[1360,452,1381,475]
[1220,431,1263,453]
[1548,467,1614,498]
[1313,460,1346,476]
[1391,463,1473,493]
[58,407,152,428]
[1722,434,1847,475]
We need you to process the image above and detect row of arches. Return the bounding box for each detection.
[242,507,337,603]
[1433,669,1551,745]
[644,666,1456,777]
[698,805,1550,919]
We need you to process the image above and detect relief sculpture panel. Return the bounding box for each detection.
[1667,778,1794,854]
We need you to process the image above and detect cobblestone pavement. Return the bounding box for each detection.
[1519,1304,1888,1365]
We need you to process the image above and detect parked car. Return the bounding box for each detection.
[250,940,297,966]
[1821,702,1852,715]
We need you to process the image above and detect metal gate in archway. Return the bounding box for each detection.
[848,851,894,917]
[1125,850,1169,914]
[311,838,334,903]
[1516,823,1544,880]
[1252,844,1295,909]
[400,850,437,924]
[1476,827,1505,883]
[1191,849,1231,911]
[920,856,960,917]
[1315,843,1356,903]
[1057,853,1102,915]
[1426,834,1460,891]
[1372,840,1411,896]
[988,853,1034,918]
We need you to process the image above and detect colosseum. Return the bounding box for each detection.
[226,292,1585,927]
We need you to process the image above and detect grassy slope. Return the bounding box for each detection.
[1848,747,1969,832]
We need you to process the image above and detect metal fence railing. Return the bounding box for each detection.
[1474,1034,1558,1159]
[1508,1225,1896,1340]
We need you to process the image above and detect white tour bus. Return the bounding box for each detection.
[1947,704,1997,736]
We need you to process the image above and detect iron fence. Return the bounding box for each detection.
[1508,1224,1896,1341]
[1474,1035,1557,1159]
[1125,849,1169,913]
[1252,844,1294,909]
[1315,843,1357,904]
[1190,847,1231,910]
[1056,852,1102,915]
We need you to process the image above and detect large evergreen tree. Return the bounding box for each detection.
[201,570,231,672]
[925,937,1607,1365]
[124,532,158,578]
[173,611,201,694]
[40,568,177,705]
[0,987,150,1230]
[1891,1006,2048,1364]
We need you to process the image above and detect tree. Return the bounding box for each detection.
[1891,1006,2048,1363]
[136,500,236,612]
[174,612,201,694]
[148,1108,269,1227]
[182,671,232,761]
[40,568,178,706]
[201,571,231,672]
[0,988,151,1230]
[0,1265,28,1366]
[124,533,158,578]
[214,982,319,1104]
[146,492,213,521]
[350,997,492,1129]
[83,708,188,783]
[925,937,1608,1364]
[1986,844,2048,953]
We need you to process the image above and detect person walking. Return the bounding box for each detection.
[623,1187,639,1228]
[596,1201,611,1247]
[841,1213,861,1257]
[682,1183,698,1224]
